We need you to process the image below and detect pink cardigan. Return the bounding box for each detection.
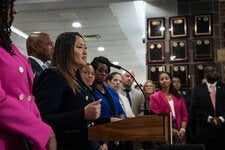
[0,44,52,150]
[150,90,188,129]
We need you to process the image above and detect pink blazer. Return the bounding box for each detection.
[0,45,52,150]
[150,90,188,129]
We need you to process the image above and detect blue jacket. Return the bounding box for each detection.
[95,85,125,118]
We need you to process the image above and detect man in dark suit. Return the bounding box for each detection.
[26,32,54,73]
[190,64,225,150]
[26,32,54,96]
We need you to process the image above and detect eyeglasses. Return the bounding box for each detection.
[96,68,109,74]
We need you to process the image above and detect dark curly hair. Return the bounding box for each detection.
[0,0,15,54]
[90,56,111,73]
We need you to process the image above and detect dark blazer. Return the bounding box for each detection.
[28,57,43,73]
[190,82,225,148]
[28,57,45,97]
[35,68,97,150]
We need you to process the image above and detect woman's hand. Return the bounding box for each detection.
[46,131,57,150]
[99,143,108,150]
[172,129,179,138]
[177,128,186,139]
[110,117,122,122]
[84,100,101,120]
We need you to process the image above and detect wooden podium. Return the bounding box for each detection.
[88,113,172,144]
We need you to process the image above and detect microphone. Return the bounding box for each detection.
[99,58,149,115]
[99,59,122,69]
[108,62,122,70]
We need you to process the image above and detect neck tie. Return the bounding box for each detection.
[125,89,131,105]
[210,85,216,112]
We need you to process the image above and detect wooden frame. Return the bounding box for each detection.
[146,41,165,64]
[147,65,166,86]
[169,39,188,62]
[170,64,189,87]
[170,16,187,38]
[193,38,213,61]
[194,14,212,36]
[147,18,165,39]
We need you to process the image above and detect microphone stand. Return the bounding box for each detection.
[119,67,151,115]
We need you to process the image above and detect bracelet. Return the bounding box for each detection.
[180,128,186,133]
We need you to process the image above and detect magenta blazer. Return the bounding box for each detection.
[150,90,188,129]
[0,44,52,150]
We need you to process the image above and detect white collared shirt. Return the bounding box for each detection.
[28,56,47,69]
[206,81,217,93]
[168,99,176,118]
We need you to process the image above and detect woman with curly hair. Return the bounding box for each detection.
[0,0,56,149]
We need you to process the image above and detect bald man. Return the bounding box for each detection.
[118,70,145,150]
[119,70,145,116]
[26,32,54,73]
[26,32,54,96]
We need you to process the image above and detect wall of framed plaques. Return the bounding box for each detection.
[146,0,223,92]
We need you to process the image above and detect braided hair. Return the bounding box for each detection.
[0,0,15,54]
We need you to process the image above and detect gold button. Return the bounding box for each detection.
[19,94,24,100]
[18,66,24,73]
[85,96,88,100]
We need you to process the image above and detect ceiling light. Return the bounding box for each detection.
[112,61,119,65]
[72,22,81,28]
[84,34,101,41]
[11,26,28,39]
[97,47,105,52]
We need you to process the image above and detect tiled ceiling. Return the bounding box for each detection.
[12,0,177,84]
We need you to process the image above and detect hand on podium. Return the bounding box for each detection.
[110,117,122,122]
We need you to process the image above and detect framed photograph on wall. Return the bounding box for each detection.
[147,65,166,87]
[147,18,165,40]
[194,14,212,36]
[193,38,213,61]
[170,64,189,87]
[169,39,188,62]
[146,41,165,64]
[170,16,187,38]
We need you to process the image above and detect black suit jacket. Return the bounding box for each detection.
[190,82,225,139]
[35,68,97,150]
[28,57,44,97]
[28,57,43,73]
